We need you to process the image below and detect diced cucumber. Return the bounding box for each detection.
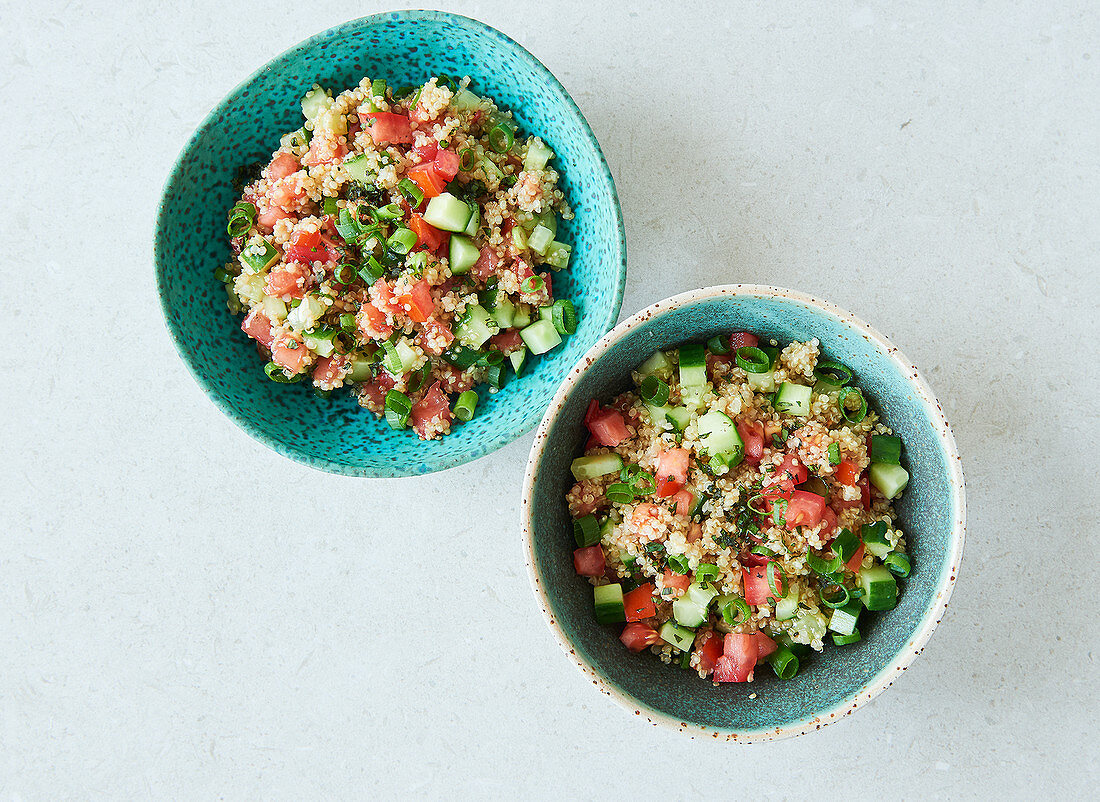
[238,236,280,273]
[543,241,570,270]
[348,356,374,382]
[523,138,554,171]
[748,370,776,393]
[665,406,692,431]
[490,297,515,329]
[658,622,696,652]
[828,600,862,636]
[645,403,673,426]
[395,339,418,373]
[233,273,265,304]
[262,295,287,322]
[638,350,673,378]
[672,597,707,628]
[831,527,862,563]
[680,383,709,412]
[869,463,909,499]
[533,211,557,237]
[860,521,893,558]
[794,608,828,641]
[480,157,505,185]
[813,378,843,397]
[520,319,561,355]
[303,328,338,358]
[594,583,626,624]
[287,294,325,331]
[686,582,718,609]
[511,306,532,329]
[570,452,623,481]
[455,304,498,348]
[538,305,553,322]
[463,204,480,237]
[300,87,331,121]
[774,382,812,416]
[343,154,375,185]
[448,234,480,274]
[279,127,310,150]
[508,347,527,377]
[450,88,482,112]
[678,343,707,388]
[423,192,473,232]
[859,565,898,611]
[775,590,800,621]
[527,223,554,255]
[511,226,528,250]
[697,410,743,461]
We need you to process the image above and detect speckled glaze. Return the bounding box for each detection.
[521,286,965,740]
[154,11,625,476]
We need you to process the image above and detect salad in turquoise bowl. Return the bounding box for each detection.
[521,286,965,740]
[155,11,625,476]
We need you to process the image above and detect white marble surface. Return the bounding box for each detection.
[3,0,1098,797]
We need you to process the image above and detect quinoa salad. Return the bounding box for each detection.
[566,331,913,684]
[217,75,576,439]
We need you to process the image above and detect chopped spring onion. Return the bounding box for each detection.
[706,335,730,355]
[605,482,635,505]
[832,630,862,646]
[263,361,303,383]
[488,123,514,153]
[695,563,719,584]
[807,550,842,575]
[374,203,404,220]
[871,434,903,465]
[441,344,482,369]
[831,528,862,564]
[459,147,477,172]
[380,341,404,376]
[358,256,385,284]
[214,266,235,284]
[750,544,776,558]
[227,202,256,237]
[339,313,357,332]
[333,263,356,284]
[885,552,911,578]
[550,299,577,335]
[819,585,852,609]
[813,359,853,386]
[573,514,600,547]
[767,646,800,679]
[384,389,412,429]
[398,177,424,206]
[839,386,868,423]
[668,554,690,574]
[639,376,670,407]
[766,562,787,601]
[828,442,841,465]
[406,362,431,395]
[721,597,751,626]
[520,275,544,294]
[371,78,386,97]
[387,228,417,255]
[453,389,478,422]
[322,196,339,216]
[747,493,769,516]
[735,346,771,374]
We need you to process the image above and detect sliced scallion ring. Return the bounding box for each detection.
[747,493,769,516]
[387,228,417,255]
[668,554,690,574]
[722,597,751,626]
[605,483,635,505]
[384,389,412,429]
[459,148,477,172]
[550,299,577,335]
[885,552,911,578]
[488,123,514,153]
[813,359,853,386]
[695,563,719,583]
[638,375,670,407]
[453,390,478,422]
[819,585,852,609]
[838,386,868,423]
[735,346,771,374]
[520,275,544,294]
[333,263,356,284]
[766,562,787,600]
[707,335,730,355]
[807,550,842,575]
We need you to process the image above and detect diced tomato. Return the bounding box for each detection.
[407,163,448,198]
[845,542,866,572]
[271,335,309,374]
[623,583,657,622]
[267,151,300,179]
[835,459,861,485]
[410,103,440,125]
[583,399,600,426]
[357,302,393,340]
[416,319,454,355]
[696,631,725,675]
[471,247,500,284]
[433,148,461,181]
[753,631,778,659]
[706,351,733,383]
[620,622,661,653]
[716,633,758,682]
[573,545,606,577]
[269,179,309,213]
[774,453,808,485]
[409,381,452,439]
[241,310,274,348]
[737,419,765,466]
[673,489,694,517]
[740,549,771,568]
[359,111,414,145]
[743,565,784,605]
[585,406,631,447]
[859,475,871,511]
[370,279,401,313]
[408,213,446,252]
[687,522,703,543]
[256,205,294,230]
[312,354,347,388]
[285,229,336,266]
[819,504,838,538]
[301,135,347,166]
[358,370,395,408]
[397,278,435,323]
[487,329,524,354]
[729,331,759,350]
[785,490,827,530]
[662,569,692,593]
[264,262,309,299]
[654,448,690,497]
[414,141,438,162]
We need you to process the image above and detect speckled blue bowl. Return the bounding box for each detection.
[154,11,625,476]
[521,286,966,740]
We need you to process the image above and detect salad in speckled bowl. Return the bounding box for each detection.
[155,11,624,476]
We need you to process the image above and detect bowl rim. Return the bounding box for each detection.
[520,284,966,741]
[153,9,626,477]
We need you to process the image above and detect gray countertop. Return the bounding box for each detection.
[3,0,1097,797]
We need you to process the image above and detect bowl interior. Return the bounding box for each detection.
[527,289,962,735]
[155,11,624,476]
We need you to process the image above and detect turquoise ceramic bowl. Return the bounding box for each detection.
[155,11,625,476]
[521,286,965,740]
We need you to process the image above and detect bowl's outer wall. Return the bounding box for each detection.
[530,294,958,732]
[156,12,624,475]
